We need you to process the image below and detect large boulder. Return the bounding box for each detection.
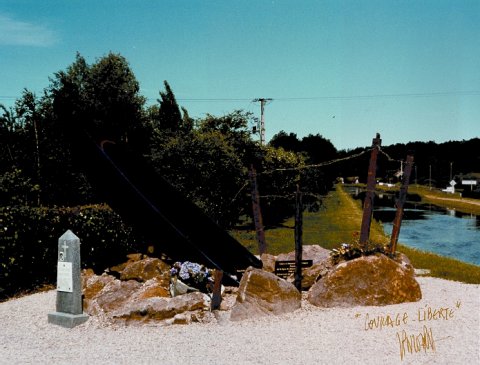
[307,254,422,307]
[118,257,171,286]
[82,272,210,324]
[277,245,333,290]
[277,244,330,264]
[230,267,301,321]
[82,271,116,304]
[84,278,142,315]
[134,278,170,300]
[291,257,335,290]
[111,292,210,323]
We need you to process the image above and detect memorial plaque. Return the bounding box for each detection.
[275,260,313,279]
[57,261,73,292]
[49,230,88,328]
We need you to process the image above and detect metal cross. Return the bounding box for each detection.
[61,241,69,259]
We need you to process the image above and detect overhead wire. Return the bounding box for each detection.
[259,148,373,175]
[2,90,479,103]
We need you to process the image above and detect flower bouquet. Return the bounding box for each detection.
[169,261,214,296]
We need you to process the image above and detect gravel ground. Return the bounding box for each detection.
[1,277,479,365]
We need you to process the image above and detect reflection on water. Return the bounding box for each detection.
[348,188,480,266]
[381,208,480,266]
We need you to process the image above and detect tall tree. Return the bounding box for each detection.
[88,53,146,143]
[51,52,146,145]
[157,80,182,131]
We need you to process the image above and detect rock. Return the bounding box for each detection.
[172,313,191,325]
[81,268,96,289]
[126,253,144,261]
[275,245,333,290]
[85,279,142,315]
[230,267,301,321]
[308,254,421,308]
[82,272,209,323]
[82,272,116,310]
[277,244,331,265]
[414,268,431,276]
[119,257,171,286]
[112,292,210,322]
[286,257,335,290]
[393,252,415,276]
[169,278,199,297]
[260,253,277,273]
[134,278,170,300]
[109,253,144,274]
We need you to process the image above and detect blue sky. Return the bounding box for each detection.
[1,0,479,150]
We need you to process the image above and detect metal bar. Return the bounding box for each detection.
[294,185,303,291]
[390,153,414,254]
[359,133,382,246]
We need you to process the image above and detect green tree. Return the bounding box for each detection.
[148,110,259,227]
[0,105,16,169]
[51,52,146,146]
[87,53,146,144]
[256,146,306,225]
[148,81,192,139]
[150,130,247,227]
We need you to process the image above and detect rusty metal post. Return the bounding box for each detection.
[211,270,224,310]
[294,185,303,291]
[249,165,267,255]
[390,153,414,254]
[359,133,382,246]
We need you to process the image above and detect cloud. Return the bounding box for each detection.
[0,14,58,47]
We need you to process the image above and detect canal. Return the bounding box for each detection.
[350,189,480,266]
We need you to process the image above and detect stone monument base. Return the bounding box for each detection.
[48,312,89,328]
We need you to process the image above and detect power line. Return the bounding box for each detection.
[2,90,478,103]
[176,90,480,102]
[259,148,373,175]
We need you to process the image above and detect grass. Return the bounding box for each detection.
[231,184,480,284]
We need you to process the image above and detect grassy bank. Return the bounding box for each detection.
[231,184,480,284]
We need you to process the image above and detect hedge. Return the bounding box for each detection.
[0,204,139,300]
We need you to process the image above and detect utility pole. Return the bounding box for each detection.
[359,133,382,247]
[252,98,272,145]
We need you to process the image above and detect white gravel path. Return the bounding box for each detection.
[1,277,479,365]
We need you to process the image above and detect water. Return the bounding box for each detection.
[347,188,480,266]
[378,206,480,266]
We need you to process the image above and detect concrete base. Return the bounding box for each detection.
[48,312,89,328]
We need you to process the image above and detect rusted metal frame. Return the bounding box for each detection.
[389,153,415,254]
[249,165,267,255]
[359,133,382,247]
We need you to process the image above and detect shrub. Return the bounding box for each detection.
[0,204,138,300]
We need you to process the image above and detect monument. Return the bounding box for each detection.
[48,230,88,328]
